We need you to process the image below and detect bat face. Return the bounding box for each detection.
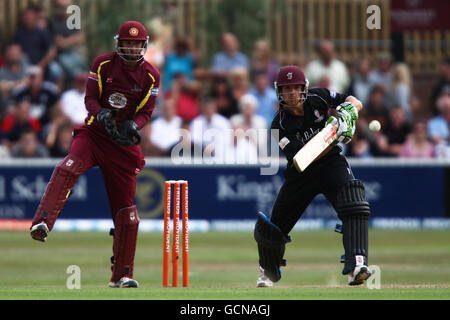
[293,122,338,172]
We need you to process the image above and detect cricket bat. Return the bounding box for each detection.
[293,118,338,172]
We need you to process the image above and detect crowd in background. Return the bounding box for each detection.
[1,3,450,161]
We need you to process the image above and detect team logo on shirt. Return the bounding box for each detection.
[108,92,128,109]
[314,109,324,123]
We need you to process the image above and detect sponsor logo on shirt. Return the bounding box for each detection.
[108,92,128,109]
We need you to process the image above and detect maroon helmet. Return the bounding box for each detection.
[114,21,149,62]
[274,65,309,107]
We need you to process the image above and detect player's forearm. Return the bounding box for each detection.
[85,96,102,115]
[345,95,363,112]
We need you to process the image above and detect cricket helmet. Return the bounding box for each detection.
[274,65,309,107]
[114,21,149,62]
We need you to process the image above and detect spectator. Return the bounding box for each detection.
[165,72,200,122]
[364,85,389,128]
[60,72,88,125]
[430,57,450,113]
[11,128,49,158]
[368,52,392,93]
[1,98,41,146]
[149,98,182,155]
[386,63,413,123]
[400,119,435,158]
[427,93,450,145]
[211,32,249,75]
[47,122,74,158]
[373,106,411,157]
[251,39,279,84]
[13,6,57,77]
[48,0,87,83]
[347,58,373,106]
[347,132,373,158]
[305,40,350,93]
[230,93,267,162]
[0,44,29,112]
[8,66,60,126]
[228,66,249,102]
[162,38,196,92]
[209,75,238,119]
[144,17,173,70]
[249,70,278,127]
[190,97,232,161]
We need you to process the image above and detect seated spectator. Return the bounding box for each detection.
[1,98,41,147]
[400,119,435,158]
[251,39,279,84]
[364,85,389,128]
[13,6,56,78]
[48,0,87,83]
[209,75,238,119]
[149,98,182,155]
[373,106,411,157]
[47,122,73,157]
[60,72,88,125]
[430,57,450,112]
[165,73,200,122]
[248,70,278,126]
[228,66,249,102]
[162,38,196,92]
[347,58,373,106]
[8,65,60,126]
[230,94,267,162]
[190,97,232,161]
[386,63,413,123]
[347,133,373,158]
[11,128,49,158]
[368,52,392,93]
[427,93,450,145]
[305,40,350,93]
[0,44,29,111]
[211,33,249,75]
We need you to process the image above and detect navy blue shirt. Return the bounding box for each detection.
[14,26,53,65]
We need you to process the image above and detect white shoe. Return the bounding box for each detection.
[109,277,139,288]
[348,255,371,286]
[30,222,49,242]
[256,267,273,288]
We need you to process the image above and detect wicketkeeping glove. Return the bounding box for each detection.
[335,102,358,144]
[113,120,141,146]
[97,108,120,140]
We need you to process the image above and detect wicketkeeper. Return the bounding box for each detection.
[30,21,160,288]
[254,66,371,287]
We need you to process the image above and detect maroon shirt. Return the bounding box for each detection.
[84,52,160,138]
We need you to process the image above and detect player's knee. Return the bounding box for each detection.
[335,180,371,220]
[55,154,85,176]
[114,205,140,227]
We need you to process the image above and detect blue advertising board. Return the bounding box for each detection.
[0,160,447,221]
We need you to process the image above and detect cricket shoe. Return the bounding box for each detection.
[109,277,139,288]
[347,255,371,286]
[256,267,273,288]
[30,222,49,242]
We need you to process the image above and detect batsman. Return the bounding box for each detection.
[29,21,160,288]
[254,66,371,287]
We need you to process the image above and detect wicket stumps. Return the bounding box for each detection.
[163,180,189,287]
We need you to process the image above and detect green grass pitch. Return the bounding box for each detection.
[1,229,449,300]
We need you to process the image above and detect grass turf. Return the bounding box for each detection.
[1,229,449,300]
